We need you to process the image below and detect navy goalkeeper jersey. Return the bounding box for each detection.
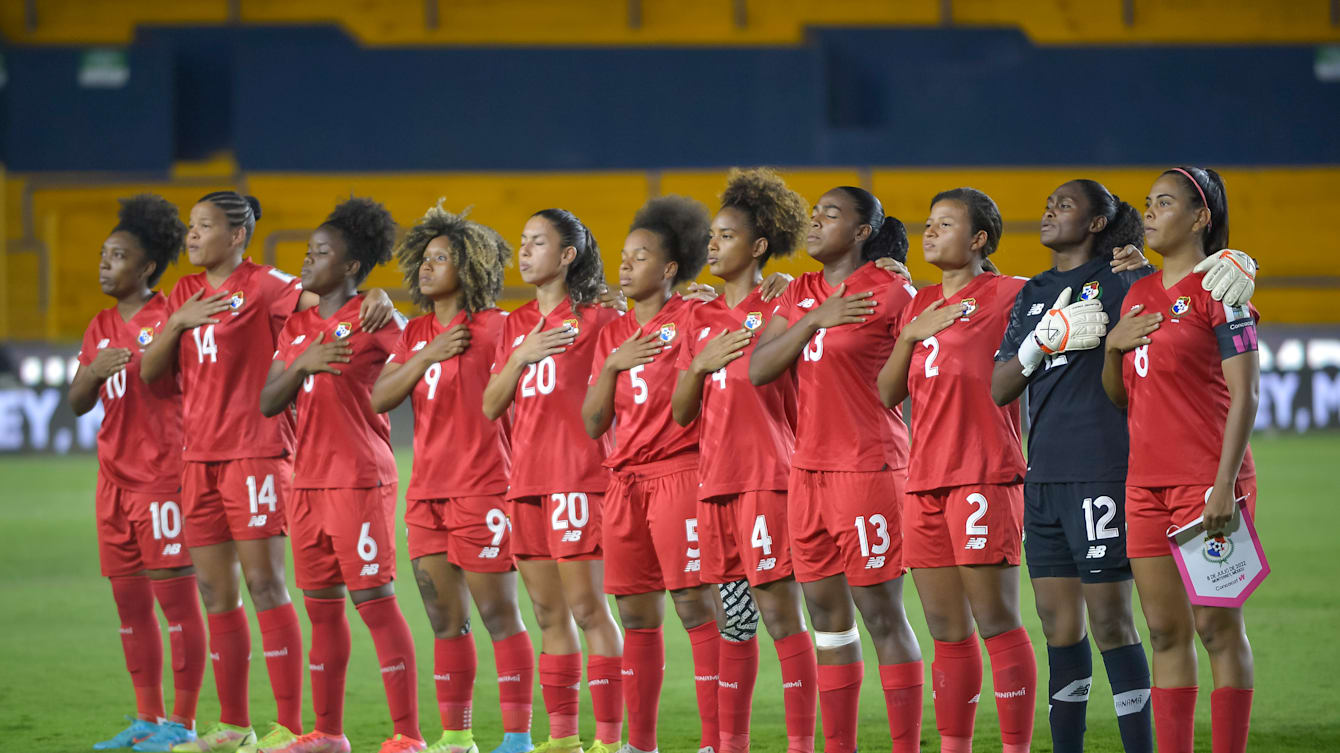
[996,256,1155,483]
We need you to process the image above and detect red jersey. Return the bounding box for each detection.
[167,259,303,461]
[389,309,511,500]
[492,299,620,498]
[772,263,915,472]
[273,295,403,489]
[77,293,184,493]
[1120,271,1259,487]
[896,273,1027,492]
[590,294,700,470]
[676,288,796,498]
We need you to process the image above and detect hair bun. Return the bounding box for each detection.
[245,195,263,221]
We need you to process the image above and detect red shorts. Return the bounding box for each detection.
[603,457,703,595]
[96,476,192,577]
[789,468,904,586]
[509,492,604,561]
[406,495,514,573]
[1126,478,1258,559]
[904,483,1024,568]
[182,457,291,547]
[289,485,398,591]
[698,491,793,586]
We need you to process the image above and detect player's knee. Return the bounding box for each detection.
[421,601,470,638]
[243,572,289,611]
[814,624,860,651]
[1089,609,1139,650]
[1145,613,1194,653]
[1193,610,1243,654]
[563,594,605,634]
[718,580,761,642]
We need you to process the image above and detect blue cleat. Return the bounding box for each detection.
[134,722,198,752]
[487,733,534,753]
[95,718,162,750]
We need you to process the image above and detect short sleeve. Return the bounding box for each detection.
[164,278,189,317]
[274,320,299,364]
[476,310,507,358]
[885,281,918,338]
[372,313,407,357]
[77,319,100,366]
[676,306,702,371]
[589,326,616,385]
[263,267,304,322]
[491,316,518,375]
[387,324,415,365]
[995,282,1033,363]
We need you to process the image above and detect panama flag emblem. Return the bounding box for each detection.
[334,321,353,339]
[229,291,245,310]
[659,323,677,342]
[1202,533,1234,564]
[1081,281,1101,301]
[959,297,977,319]
[1171,296,1191,317]
[743,311,764,331]
[137,327,154,346]
[563,318,580,336]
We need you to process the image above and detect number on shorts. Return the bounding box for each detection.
[549,492,589,530]
[485,507,508,547]
[192,324,218,364]
[246,474,278,514]
[711,367,727,390]
[750,514,773,555]
[1132,344,1149,377]
[685,517,700,560]
[923,335,942,378]
[105,369,127,400]
[629,364,649,404]
[357,522,378,561]
[423,362,442,400]
[854,514,891,557]
[1083,496,1120,541]
[148,500,182,541]
[964,493,989,536]
[803,328,826,362]
[520,356,557,397]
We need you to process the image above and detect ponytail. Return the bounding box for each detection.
[834,186,908,263]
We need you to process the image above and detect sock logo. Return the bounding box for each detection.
[433,673,452,681]
[263,647,289,658]
[381,661,407,674]
[719,681,739,689]
[310,663,325,671]
[589,678,610,686]
[1113,688,1151,716]
[782,680,804,689]
[1052,677,1093,702]
[498,674,522,683]
[996,687,1028,699]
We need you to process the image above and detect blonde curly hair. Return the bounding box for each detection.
[396,200,510,314]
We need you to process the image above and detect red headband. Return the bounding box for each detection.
[1171,167,1212,230]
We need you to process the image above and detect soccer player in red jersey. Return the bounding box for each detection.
[877,188,1036,753]
[580,195,719,753]
[71,196,208,753]
[370,202,535,753]
[749,186,923,753]
[482,209,625,753]
[139,191,394,753]
[1103,167,1260,753]
[670,169,817,753]
[258,197,423,753]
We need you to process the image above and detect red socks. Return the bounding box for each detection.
[258,603,304,733]
[493,631,535,733]
[151,575,207,726]
[588,654,624,744]
[539,653,582,739]
[880,661,924,753]
[304,596,351,735]
[687,622,722,752]
[932,635,982,752]
[434,634,476,732]
[357,595,421,740]
[1153,686,1198,753]
[1211,687,1253,753]
[207,606,252,728]
[774,632,818,753]
[718,636,759,753]
[984,627,1036,752]
[623,627,665,752]
[111,576,164,722]
[817,662,863,753]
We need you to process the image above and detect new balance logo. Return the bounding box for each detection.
[699,327,711,340]
[359,563,380,576]
[412,341,427,351]
[247,514,268,527]
[513,335,525,346]
[1086,545,1108,559]
[864,556,886,569]
[561,530,582,543]
[968,693,981,704]
[685,560,701,573]
[1052,677,1092,703]
[965,537,987,550]
[798,298,816,309]
[1029,303,1045,315]
[478,546,501,559]
[98,338,111,348]
[757,557,777,572]
[162,543,181,555]
[291,335,306,345]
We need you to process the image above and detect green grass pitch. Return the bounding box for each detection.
[2,434,1337,752]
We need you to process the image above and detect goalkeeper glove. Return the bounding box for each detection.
[1017,286,1108,377]
[1193,249,1256,308]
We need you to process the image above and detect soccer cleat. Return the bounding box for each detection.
[422,730,477,753]
[531,737,582,753]
[375,735,428,753]
[240,723,300,753]
[487,733,533,753]
[583,742,621,753]
[614,746,656,753]
[94,717,161,749]
[134,722,197,752]
[171,722,256,753]
[261,731,351,753]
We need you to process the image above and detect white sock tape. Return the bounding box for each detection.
[814,625,860,650]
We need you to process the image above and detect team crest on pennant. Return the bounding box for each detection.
[1080,281,1101,301]
[334,321,353,339]
[563,318,580,335]
[137,327,154,346]
[658,323,677,342]
[959,297,977,319]
[1171,296,1191,317]
[1202,534,1234,564]
[743,311,764,331]
[229,291,245,310]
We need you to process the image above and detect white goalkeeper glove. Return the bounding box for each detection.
[1016,286,1108,377]
[1193,249,1256,308]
